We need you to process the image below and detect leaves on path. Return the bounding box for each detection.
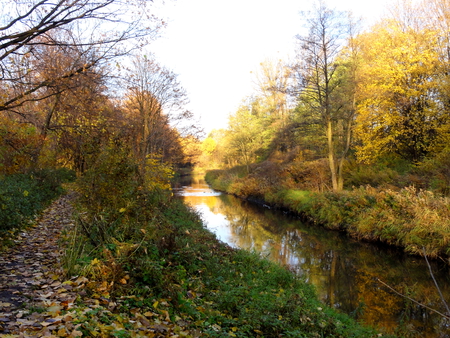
[0,194,199,337]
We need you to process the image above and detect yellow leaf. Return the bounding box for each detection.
[58,327,68,337]
[162,310,170,321]
[153,300,159,308]
[231,327,238,332]
[119,208,126,213]
[90,258,100,266]
[23,190,29,197]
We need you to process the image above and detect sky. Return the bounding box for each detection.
[151,0,393,136]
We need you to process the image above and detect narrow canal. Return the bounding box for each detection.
[174,175,450,337]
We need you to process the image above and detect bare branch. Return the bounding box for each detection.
[377,278,450,320]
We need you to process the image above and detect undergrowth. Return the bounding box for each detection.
[63,146,384,337]
[206,168,450,262]
[0,168,75,236]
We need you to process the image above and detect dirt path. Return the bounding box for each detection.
[0,192,200,337]
[0,193,80,336]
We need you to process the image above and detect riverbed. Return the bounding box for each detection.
[174,175,450,337]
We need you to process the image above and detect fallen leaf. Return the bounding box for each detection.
[69,329,83,337]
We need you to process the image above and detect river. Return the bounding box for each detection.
[174,175,450,337]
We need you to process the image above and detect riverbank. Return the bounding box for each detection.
[0,193,386,337]
[205,169,450,263]
[68,185,385,337]
[0,154,391,336]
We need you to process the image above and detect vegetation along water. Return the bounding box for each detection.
[3,0,450,337]
[177,175,450,338]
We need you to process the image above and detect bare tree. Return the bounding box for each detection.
[0,0,164,112]
[125,55,192,169]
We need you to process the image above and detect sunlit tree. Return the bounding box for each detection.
[293,0,351,191]
[354,19,445,163]
[226,101,274,173]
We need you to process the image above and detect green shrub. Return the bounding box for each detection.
[0,168,75,232]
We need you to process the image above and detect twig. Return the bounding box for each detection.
[423,247,450,316]
[377,278,450,319]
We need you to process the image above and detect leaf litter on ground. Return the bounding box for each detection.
[0,193,198,338]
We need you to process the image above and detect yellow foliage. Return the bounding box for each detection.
[144,156,174,191]
[0,116,44,174]
[355,19,444,162]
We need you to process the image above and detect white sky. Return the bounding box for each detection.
[151,0,392,136]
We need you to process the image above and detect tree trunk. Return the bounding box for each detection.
[326,117,339,191]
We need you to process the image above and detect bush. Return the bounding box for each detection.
[0,168,75,232]
[344,160,400,189]
[416,148,450,195]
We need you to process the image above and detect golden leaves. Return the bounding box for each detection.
[355,19,442,162]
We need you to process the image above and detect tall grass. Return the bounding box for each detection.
[207,169,450,262]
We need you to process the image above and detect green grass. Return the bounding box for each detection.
[61,149,385,337]
[68,195,383,337]
[0,168,75,234]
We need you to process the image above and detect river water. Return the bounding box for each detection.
[174,175,450,337]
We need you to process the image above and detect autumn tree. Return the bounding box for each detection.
[0,0,163,113]
[354,19,445,163]
[124,55,191,170]
[423,0,450,147]
[294,1,351,191]
[226,99,275,173]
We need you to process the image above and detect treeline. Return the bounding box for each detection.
[199,0,450,195]
[0,0,200,178]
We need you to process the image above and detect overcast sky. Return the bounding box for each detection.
[150,0,392,135]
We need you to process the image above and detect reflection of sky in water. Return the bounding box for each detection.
[174,186,222,197]
[174,176,450,337]
[192,204,239,248]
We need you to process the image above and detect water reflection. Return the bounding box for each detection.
[174,176,450,337]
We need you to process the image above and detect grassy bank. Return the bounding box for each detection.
[60,148,385,337]
[0,168,75,245]
[205,168,450,262]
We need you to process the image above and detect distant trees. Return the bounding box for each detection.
[227,102,269,173]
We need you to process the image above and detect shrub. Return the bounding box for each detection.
[0,168,75,232]
[344,160,400,189]
[416,148,450,195]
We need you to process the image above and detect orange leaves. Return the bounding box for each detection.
[0,117,43,175]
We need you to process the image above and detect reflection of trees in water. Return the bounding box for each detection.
[181,185,450,337]
[176,177,450,336]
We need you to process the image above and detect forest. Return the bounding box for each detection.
[0,0,449,337]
